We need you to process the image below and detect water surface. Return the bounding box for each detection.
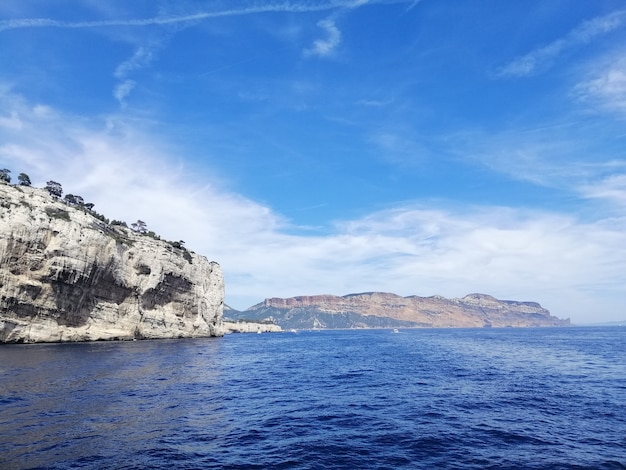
[1,327,625,469]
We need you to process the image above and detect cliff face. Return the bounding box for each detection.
[231,292,569,329]
[0,184,224,343]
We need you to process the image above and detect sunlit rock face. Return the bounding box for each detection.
[0,184,224,343]
[222,321,282,334]
[230,292,569,330]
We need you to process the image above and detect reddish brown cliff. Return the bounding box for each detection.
[229,292,569,329]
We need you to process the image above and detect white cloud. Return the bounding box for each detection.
[446,122,626,198]
[111,39,166,105]
[114,46,156,79]
[305,18,341,57]
[113,79,136,106]
[581,173,626,206]
[498,9,626,78]
[0,110,22,130]
[2,90,626,323]
[574,55,626,114]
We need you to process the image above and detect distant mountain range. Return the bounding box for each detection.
[225,292,570,330]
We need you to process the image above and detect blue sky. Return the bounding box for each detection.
[1,1,626,323]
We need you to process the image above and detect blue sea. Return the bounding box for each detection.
[1,327,625,469]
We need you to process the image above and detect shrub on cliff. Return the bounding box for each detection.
[45,207,70,221]
[64,194,79,205]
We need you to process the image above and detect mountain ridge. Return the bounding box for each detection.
[226,292,569,329]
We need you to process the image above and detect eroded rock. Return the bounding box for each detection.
[0,184,224,343]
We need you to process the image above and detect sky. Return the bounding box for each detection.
[1,1,626,324]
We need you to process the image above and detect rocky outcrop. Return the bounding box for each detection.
[229,292,569,329]
[223,321,282,334]
[223,305,282,333]
[0,184,224,343]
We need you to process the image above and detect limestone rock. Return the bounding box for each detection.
[222,321,282,334]
[0,184,224,343]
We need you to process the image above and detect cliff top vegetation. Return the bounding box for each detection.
[0,168,190,260]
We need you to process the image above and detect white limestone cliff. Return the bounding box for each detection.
[0,183,224,343]
[223,321,282,334]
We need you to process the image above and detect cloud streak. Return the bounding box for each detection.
[305,18,341,57]
[0,1,411,32]
[0,1,411,105]
[112,42,163,105]
[498,9,626,77]
[574,53,626,115]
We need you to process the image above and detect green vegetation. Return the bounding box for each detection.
[3,167,194,262]
[88,210,109,225]
[0,169,10,183]
[18,173,31,186]
[63,194,83,205]
[44,180,63,198]
[45,207,71,221]
[181,248,193,264]
[131,220,148,233]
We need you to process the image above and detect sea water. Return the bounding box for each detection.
[1,327,625,469]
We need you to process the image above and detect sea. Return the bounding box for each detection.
[1,327,625,469]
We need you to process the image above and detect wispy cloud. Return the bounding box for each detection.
[305,18,341,57]
[356,98,394,107]
[113,80,136,106]
[0,110,22,130]
[0,1,413,105]
[0,1,412,32]
[404,0,422,14]
[447,121,626,198]
[574,53,626,115]
[112,43,162,105]
[369,127,429,167]
[581,173,626,207]
[114,45,157,79]
[497,9,626,78]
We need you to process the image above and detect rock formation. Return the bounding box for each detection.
[229,292,569,329]
[222,320,282,334]
[0,183,224,343]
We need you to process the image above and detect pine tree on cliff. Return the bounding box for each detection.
[18,173,31,186]
[0,169,10,183]
[131,220,148,234]
[45,180,63,198]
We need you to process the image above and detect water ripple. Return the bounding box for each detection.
[1,328,625,469]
